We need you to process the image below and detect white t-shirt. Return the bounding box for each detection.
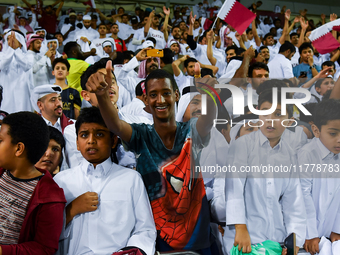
[147,27,165,49]
[268,53,294,79]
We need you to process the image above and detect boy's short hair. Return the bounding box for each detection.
[52,57,70,71]
[75,107,111,136]
[48,126,65,167]
[314,78,327,89]
[48,126,65,150]
[263,33,274,40]
[314,99,340,130]
[80,58,115,90]
[225,45,239,55]
[322,60,335,69]
[257,82,293,118]
[184,57,197,68]
[248,62,269,78]
[98,23,107,29]
[290,32,298,39]
[299,42,313,55]
[279,41,296,54]
[256,79,287,95]
[201,68,214,78]
[161,48,174,65]
[2,112,49,165]
[75,107,118,163]
[54,32,64,39]
[145,69,177,94]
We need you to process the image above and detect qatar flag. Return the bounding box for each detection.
[217,0,256,35]
[83,0,96,8]
[309,24,340,54]
[326,18,340,32]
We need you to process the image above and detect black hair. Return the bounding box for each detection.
[80,58,115,90]
[145,69,177,94]
[112,52,124,65]
[91,14,98,20]
[290,32,298,39]
[257,82,293,118]
[299,103,317,124]
[48,126,65,168]
[98,23,107,29]
[135,80,145,96]
[299,42,313,55]
[314,77,334,89]
[184,57,197,68]
[259,45,269,52]
[146,37,156,46]
[121,13,128,18]
[75,107,118,164]
[322,61,336,69]
[314,99,340,130]
[52,57,70,71]
[248,62,269,78]
[118,7,125,12]
[225,45,239,55]
[54,32,64,39]
[123,51,134,61]
[256,79,288,95]
[236,48,246,56]
[201,68,214,77]
[161,48,174,65]
[279,41,296,54]
[64,41,78,56]
[171,25,180,32]
[2,112,49,165]
[263,33,274,40]
[246,28,252,34]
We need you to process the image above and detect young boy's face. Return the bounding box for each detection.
[316,78,334,96]
[259,102,290,145]
[313,120,340,154]
[52,62,69,80]
[236,122,259,139]
[77,123,115,167]
[48,41,57,50]
[35,139,62,174]
[145,78,179,121]
[0,124,17,170]
[300,47,313,63]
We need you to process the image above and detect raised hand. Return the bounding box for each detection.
[163,6,170,16]
[244,46,255,60]
[294,16,300,23]
[189,12,196,26]
[206,29,214,40]
[330,13,338,22]
[300,17,309,30]
[149,10,155,19]
[86,60,113,96]
[136,48,150,61]
[285,9,291,20]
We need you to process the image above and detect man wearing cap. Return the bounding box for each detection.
[75,14,100,43]
[31,84,74,134]
[27,33,55,87]
[61,12,78,44]
[0,30,33,114]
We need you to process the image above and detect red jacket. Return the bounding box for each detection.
[0,168,66,254]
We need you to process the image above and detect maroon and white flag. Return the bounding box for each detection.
[83,0,96,8]
[217,0,256,35]
[309,24,340,54]
[326,18,340,32]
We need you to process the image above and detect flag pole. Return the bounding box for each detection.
[211,16,219,30]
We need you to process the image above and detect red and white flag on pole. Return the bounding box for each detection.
[309,24,340,54]
[83,0,96,8]
[216,0,256,35]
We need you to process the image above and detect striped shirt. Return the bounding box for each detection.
[0,170,41,244]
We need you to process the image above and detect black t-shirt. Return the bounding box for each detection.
[61,87,81,119]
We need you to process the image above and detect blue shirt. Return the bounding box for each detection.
[293,62,321,79]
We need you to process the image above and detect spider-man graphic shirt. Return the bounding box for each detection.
[125,118,212,251]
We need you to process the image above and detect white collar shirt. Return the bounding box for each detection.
[223,130,306,252]
[54,158,156,255]
[298,138,340,239]
[42,115,62,133]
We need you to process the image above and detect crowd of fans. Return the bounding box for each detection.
[0,0,340,254]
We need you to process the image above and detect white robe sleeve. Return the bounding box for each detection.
[0,47,15,70]
[126,173,156,255]
[14,49,32,72]
[32,55,51,73]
